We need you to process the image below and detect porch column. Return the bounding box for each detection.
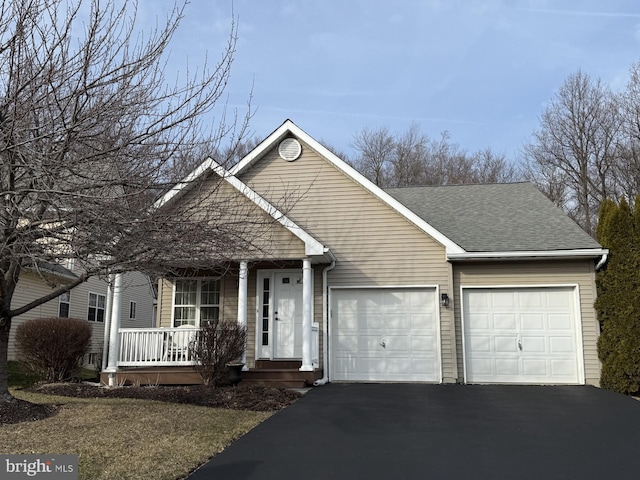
[300,258,313,371]
[237,261,248,370]
[101,274,114,373]
[105,272,123,386]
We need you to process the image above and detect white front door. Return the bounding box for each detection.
[273,272,304,358]
[257,270,307,360]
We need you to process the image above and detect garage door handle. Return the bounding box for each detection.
[380,340,386,348]
[518,339,522,351]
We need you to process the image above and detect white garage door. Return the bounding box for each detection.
[331,288,440,382]
[463,287,582,384]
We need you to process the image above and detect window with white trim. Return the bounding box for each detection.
[59,292,70,318]
[129,301,137,320]
[173,279,220,327]
[88,292,106,322]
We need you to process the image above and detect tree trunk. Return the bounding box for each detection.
[0,317,13,402]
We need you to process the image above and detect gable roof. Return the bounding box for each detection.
[154,158,326,257]
[160,119,606,263]
[385,182,603,257]
[231,119,466,255]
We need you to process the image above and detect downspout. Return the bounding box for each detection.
[595,251,608,271]
[314,249,336,386]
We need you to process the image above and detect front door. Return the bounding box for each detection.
[273,272,303,358]
[257,269,307,360]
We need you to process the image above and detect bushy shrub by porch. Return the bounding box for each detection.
[15,317,91,382]
[189,321,247,386]
[596,197,640,394]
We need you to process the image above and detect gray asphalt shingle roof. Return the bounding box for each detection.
[385,182,601,252]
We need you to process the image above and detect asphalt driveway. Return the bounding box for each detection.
[189,384,640,480]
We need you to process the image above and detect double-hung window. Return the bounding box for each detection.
[88,292,106,322]
[173,279,220,327]
[59,292,70,318]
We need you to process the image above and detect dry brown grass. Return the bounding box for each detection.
[3,389,271,480]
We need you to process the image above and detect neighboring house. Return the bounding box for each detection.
[10,263,155,366]
[101,120,607,387]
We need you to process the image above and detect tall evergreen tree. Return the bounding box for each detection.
[596,197,640,393]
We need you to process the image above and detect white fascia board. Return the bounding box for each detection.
[210,163,326,257]
[447,248,609,261]
[231,120,465,255]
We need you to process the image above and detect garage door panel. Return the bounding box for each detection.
[548,314,573,330]
[411,335,437,351]
[493,314,517,330]
[468,335,492,352]
[331,288,440,382]
[495,336,517,353]
[496,358,519,376]
[547,291,573,308]
[335,333,357,352]
[549,337,575,353]
[468,313,490,329]
[522,336,546,353]
[551,359,576,376]
[522,358,548,376]
[518,291,544,308]
[463,287,581,384]
[385,314,409,329]
[491,291,517,308]
[520,314,544,331]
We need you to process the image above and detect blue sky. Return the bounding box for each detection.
[148,0,640,162]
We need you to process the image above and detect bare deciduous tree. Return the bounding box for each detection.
[350,126,394,186]
[350,125,519,188]
[523,70,620,236]
[0,0,279,402]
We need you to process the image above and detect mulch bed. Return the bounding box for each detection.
[0,398,58,425]
[2,383,302,425]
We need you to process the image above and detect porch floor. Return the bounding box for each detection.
[100,361,322,388]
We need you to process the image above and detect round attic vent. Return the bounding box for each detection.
[278,138,302,161]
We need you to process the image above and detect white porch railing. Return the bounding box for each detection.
[118,327,200,367]
[117,325,321,369]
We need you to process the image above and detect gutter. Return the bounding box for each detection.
[314,249,336,387]
[447,248,608,262]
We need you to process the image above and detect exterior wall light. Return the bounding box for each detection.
[441,293,450,308]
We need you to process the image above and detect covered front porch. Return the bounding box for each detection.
[101,255,331,388]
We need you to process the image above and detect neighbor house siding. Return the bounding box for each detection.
[9,272,108,361]
[239,139,456,381]
[8,272,60,360]
[118,272,155,329]
[452,260,600,386]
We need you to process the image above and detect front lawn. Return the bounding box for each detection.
[3,389,271,480]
